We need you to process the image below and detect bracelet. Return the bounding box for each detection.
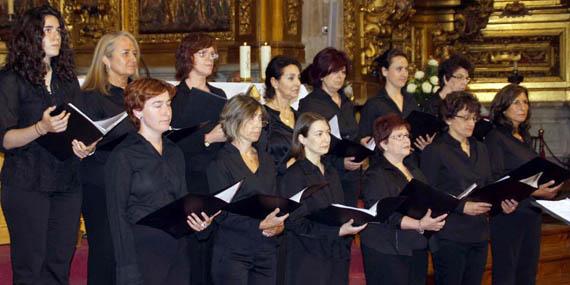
[417,220,424,234]
[34,122,46,136]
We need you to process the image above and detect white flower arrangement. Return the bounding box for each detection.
[406,57,440,106]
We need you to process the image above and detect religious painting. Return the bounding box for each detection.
[138,0,232,34]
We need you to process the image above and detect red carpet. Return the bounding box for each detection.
[0,238,366,285]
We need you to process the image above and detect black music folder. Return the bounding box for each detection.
[165,121,209,143]
[469,173,542,208]
[405,111,446,140]
[223,184,326,220]
[136,181,242,238]
[397,179,465,220]
[36,103,127,160]
[507,157,570,187]
[472,119,494,141]
[328,115,375,162]
[531,198,570,225]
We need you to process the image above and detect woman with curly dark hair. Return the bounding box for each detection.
[0,5,95,284]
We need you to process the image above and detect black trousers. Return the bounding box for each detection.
[211,244,277,285]
[433,239,488,285]
[1,187,82,285]
[490,210,542,285]
[81,181,115,285]
[132,225,190,285]
[361,245,428,285]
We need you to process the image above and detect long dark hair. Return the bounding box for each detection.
[4,5,75,85]
[490,84,531,133]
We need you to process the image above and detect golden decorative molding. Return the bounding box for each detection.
[239,0,253,35]
[500,0,530,18]
[342,0,357,60]
[286,0,301,36]
[63,0,120,47]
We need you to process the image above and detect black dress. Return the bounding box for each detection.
[105,133,190,285]
[73,86,135,285]
[485,124,541,285]
[421,132,493,285]
[298,87,361,206]
[263,106,297,178]
[0,70,82,284]
[206,143,280,285]
[360,155,428,285]
[279,158,351,285]
[358,87,418,138]
[420,89,444,117]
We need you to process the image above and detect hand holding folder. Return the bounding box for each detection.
[328,115,374,162]
[137,181,242,238]
[405,111,446,141]
[36,103,127,160]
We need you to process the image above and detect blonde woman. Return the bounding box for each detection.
[74,31,140,285]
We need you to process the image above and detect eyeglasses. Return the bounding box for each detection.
[389,133,410,141]
[455,114,479,123]
[451,74,471,82]
[196,50,219,60]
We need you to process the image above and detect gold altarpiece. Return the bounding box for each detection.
[344,0,570,104]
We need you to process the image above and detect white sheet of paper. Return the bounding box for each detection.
[215,180,242,203]
[329,115,341,140]
[534,198,570,223]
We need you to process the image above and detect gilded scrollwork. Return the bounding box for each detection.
[343,0,357,60]
[286,0,301,36]
[63,0,119,46]
[359,0,415,75]
[239,0,252,35]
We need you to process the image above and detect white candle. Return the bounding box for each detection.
[7,0,14,15]
[259,43,271,80]
[239,42,251,80]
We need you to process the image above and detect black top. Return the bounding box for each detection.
[0,69,80,192]
[420,90,444,118]
[206,143,280,251]
[421,132,492,243]
[361,154,427,256]
[263,106,297,177]
[484,123,539,215]
[279,158,352,258]
[358,87,418,138]
[105,133,187,284]
[74,86,136,188]
[171,81,227,194]
[298,88,360,178]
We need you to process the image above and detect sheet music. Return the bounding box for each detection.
[328,115,342,140]
[331,201,378,216]
[534,198,570,224]
[215,181,242,203]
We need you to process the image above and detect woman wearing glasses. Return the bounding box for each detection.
[171,33,227,285]
[421,91,518,285]
[361,113,447,285]
[486,84,562,285]
[422,55,473,117]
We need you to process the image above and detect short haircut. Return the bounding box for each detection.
[440,91,481,120]
[309,47,351,89]
[219,95,267,142]
[175,33,217,81]
[438,54,474,87]
[290,112,328,160]
[490,84,531,132]
[373,113,411,151]
[124,78,176,128]
[264,55,302,100]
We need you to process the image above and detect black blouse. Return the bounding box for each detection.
[420,90,444,118]
[484,124,539,215]
[263,106,297,177]
[74,86,136,187]
[279,159,350,256]
[171,81,227,194]
[359,87,418,138]
[298,88,360,178]
[421,132,492,243]
[361,154,428,256]
[0,69,80,192]
[206,143,279,251]
[105,133,187,283]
